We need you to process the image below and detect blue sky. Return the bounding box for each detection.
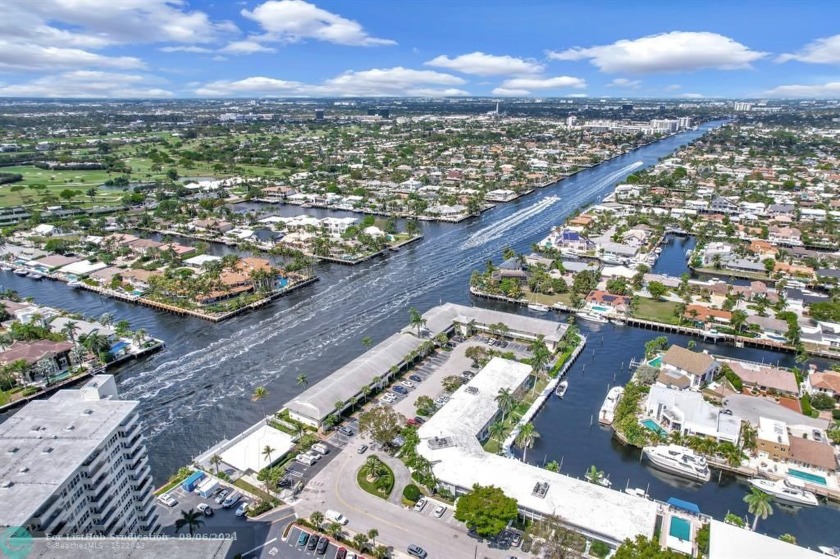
[0,0,838,99]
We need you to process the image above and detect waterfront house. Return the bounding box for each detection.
[699,242,733,267]
[768,226,803,246]
[758,417,838,473]
[644,385,741,444]
[660,345,720,389]
[683,304,732,328]
[710,196,739,214]
[774,261,815,280]
[0,340,74,383]
[747,240,779,260]
[745,315,788,338]
[126,238,163,255]
[722,360,799,397]
[585,290,630,314]
[804,370,840,402]
[597,241,638,264]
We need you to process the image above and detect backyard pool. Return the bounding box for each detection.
[641,418,668,437]
[669,516,691,541]
[788,469,827,486]
[648,356,662,367]
[591,305,610,313]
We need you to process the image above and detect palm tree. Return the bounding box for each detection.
[545,460,560,473]
[81,332,111,363]
[132,329,147,347]
[362,336,373,349]
[488,421,508,443]
[516,423,540,462]
[310,511,324,528]
[98,312,114,328]
[252,386,268,418]
[367,528,379,548]
[175,508,204,536]
[495,388,515,422]
[114,319,131,338]
[61,321,79,347]
[743,487,773,530]
[529,335,551,393]
[408,307,426,337]
[731,310,748,334]
[296,374,308,390]
[209,454,222,475]
[262,445,276,465]
[585,464,605,485]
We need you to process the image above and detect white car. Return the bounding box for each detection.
[413,498,427,512]
[400,380,415,389]
[433,505,447,518]
[382,393,397,403]
[235,502,250,517]
[157,493,177,507]
[434,396,449,406]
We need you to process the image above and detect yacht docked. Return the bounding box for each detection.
[527,302,549,312]
[555,380,568,398]
[642,444,711,482]
[820,546,840,557]
[598,386,624,425]
[577,311,608,323]
[748,477,818,507]
[27,271,44,280]
[13,268,28,276]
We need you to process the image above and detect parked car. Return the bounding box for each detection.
[278,477,293,488]
[409,374,422,383]
[510,532,522,547]
[335,548,347,559]
[214,489,229,504]
[297,531,310,546]
[407,544,428,558]
[356,444,368,454]
[222,491,241,509]
[814,430,823,442]
[196,503,214,517]
[338,426,354,436]
[316,537,329,555]
[311,442,330,455]
[413,497,427,512]
[382,393,397,403]
[434,396,449,406]
[392,386,408,395]
[234,501,250,517]
[401,380,415,388]
[157,493,177,507]
[413,416,426,425]
[307,535,320,551]
[433,505,447,518]
[326,509,348,525]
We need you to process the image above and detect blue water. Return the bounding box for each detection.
[669,516,691,540]
[652,234,696,276]
[110,341,130,354]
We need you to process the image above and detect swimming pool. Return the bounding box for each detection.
[788,468,827,486]
[591,305,610,313]
[110,341,130,355]
[669,517,691,541]
[641,418,668,437]
[276,278,289,289]
[648,356,662,367]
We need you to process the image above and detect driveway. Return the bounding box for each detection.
[726,394,828,429]
[293,441,527,559]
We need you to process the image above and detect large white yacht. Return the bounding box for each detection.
[642,444,711,482]
[748,477,818,507]
[598,386,624,425]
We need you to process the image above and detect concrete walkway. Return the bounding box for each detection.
[376,452,413,506]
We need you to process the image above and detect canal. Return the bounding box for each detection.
[3,120,838,548]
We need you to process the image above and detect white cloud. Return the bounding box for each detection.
[547,31,766,73]
[425,52,543,76]
[764,81,840,98]
[679,93,705,99]
[0,71,173,98]
[567,93,588,98]
[777,34,840,64]
[242,0,395,46]
[0,40,145,71]
[498,76,586,90]
[160,46,215,53]
[607,78,642,88]
[492,88,531,96]
[665,84,682,91]
[220,40,278,54]
[195,67,467,97]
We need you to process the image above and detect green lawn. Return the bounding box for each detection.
[632,298,681,325]
[0,165,128,208]
[521,288,573,307]
[356,461,395,499]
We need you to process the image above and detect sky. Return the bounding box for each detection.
[0,0,838,99]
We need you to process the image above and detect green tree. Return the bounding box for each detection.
[545,460,560,473]
[296,373,308,389]
[647,281,668,301]
[362,336,374,349]
[310,511,324,527]
[174,508,204,536]
[252,386,268,418]
[516,422,540,462]
[262,444,276,465]
[359,405,402,446]
[408,306,426,337]
[453,484,518,538]
[779,533,797,544]
[209,454,222,475]
[367,528,379,548]
[743,487,773,530]
[495,388,515,422]
[613,535,683,559]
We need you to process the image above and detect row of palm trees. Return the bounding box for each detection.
[308,512,386,558]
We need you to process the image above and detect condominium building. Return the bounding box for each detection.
[0,375,159,537]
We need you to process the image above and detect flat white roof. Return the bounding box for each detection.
[709,519,824,559]
[184,254,222,267]
[420,303,567,346]
[219,424,294,473]
[417,357,657,545]
[58,260,108,276]
[758,416,789,446]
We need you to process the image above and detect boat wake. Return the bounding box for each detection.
[462,195,560,249]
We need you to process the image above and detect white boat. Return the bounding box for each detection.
[624,487,649,498]
[528,302,549,312]
[13,268,28,276]
[0,262,12,271]
[819,546,840,557]
[654,247,662,254]
[585,472,612,487]
[577,311,608,323]
[642,444,711,483]
[555,380,569,398]
[27,271,44,280]
[598,386,624,425]
[748,477,818,507]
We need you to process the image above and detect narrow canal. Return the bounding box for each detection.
[4,120,838,548]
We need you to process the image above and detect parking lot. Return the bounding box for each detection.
[279,525,344,559]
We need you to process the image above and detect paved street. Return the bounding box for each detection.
[293,441,525,559]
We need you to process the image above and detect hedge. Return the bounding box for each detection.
[402,484,421,502]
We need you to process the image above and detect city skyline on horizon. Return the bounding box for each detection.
[0,0,838,100]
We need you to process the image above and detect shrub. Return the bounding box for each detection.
[402,484,421,502]
[832,409,840,421]
[590,540,611,558]
[810,392,836,411]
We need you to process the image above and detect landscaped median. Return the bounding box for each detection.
[356,455,395,499]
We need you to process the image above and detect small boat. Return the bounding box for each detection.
[624,487,649,499]
[13,268,28,276]
[0,262,12,271]
[27,271,44,280]
[599,386,624,425]
[577,311,608,323]
[528,302,549,312]
[642,444,711,483]
[819,546,840,557]
[555,380,569,398]
[748,477,818,507]
[67,280,83,288]
[585,472,612,487]
[654,247,662,254]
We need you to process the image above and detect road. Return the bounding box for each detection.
[293,440,522,559]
